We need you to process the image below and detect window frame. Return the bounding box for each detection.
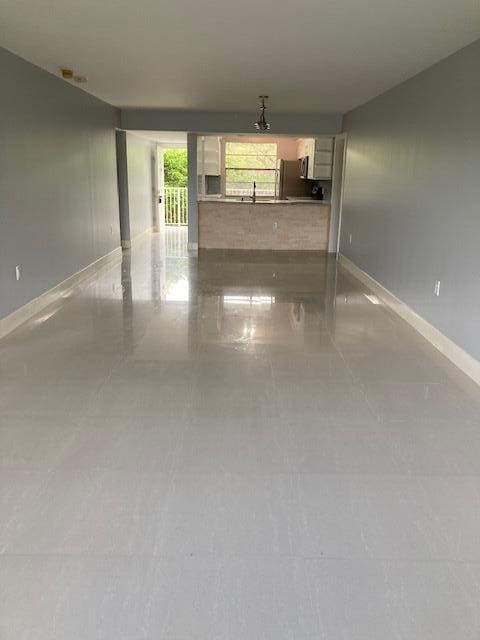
[222,140,278,199]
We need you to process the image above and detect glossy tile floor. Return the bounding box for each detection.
[1,227,480,639]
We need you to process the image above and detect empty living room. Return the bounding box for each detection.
[1,1,480,638]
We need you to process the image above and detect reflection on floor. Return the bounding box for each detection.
[1,227,480,639]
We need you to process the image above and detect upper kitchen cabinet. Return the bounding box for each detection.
[298,137,334,180]
[198,136,221,175]
[205,136,221,175]
[197,136,222,196]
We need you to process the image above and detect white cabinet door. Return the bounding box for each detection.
[315,137,334,152]
[314,151,332,164]
[299,137,334,180]
[311,138,333,179]
[312,163,332,179]
[204,136,221,175]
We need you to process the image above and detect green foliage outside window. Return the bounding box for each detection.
[164,149,188,187]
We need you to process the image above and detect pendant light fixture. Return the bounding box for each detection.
[254,95,270,131]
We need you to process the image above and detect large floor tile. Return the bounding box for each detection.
[0,554,319,640]
[155,472,296,555]
[344,350,449,384]
[0,469,170,554]
[87,378,192,418]
[275,377,377,425]
[307,558,480,640]
[0,379,102,417]
[177,414,290,473]
[0,416,81,471]
[294,473,480,560]
[364,381,479,422]
[65,416,184,472]
[280,417,480,475]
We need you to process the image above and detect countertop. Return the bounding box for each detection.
[199,197,330,250]
[198,198,330,205]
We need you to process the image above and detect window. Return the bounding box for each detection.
[225,142,278,197]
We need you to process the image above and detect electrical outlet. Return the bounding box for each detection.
[349,233,352,245]
[15,265,22,281]
[434,280,441,297]
[273,221,278,230]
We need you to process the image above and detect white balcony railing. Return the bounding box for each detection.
[164,187,188,225]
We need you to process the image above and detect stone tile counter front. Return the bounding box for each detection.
[198,200,330,250]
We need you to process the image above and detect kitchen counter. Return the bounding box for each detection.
[199,197,330,205]
[198,200,330,250]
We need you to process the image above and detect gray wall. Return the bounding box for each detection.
[121,108,342,135]
[115,130,131,245]
[0,46,120,320]
[125,133,155,240]
[187,133,198,245]
[340,39,480,361]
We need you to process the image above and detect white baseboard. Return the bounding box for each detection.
[132,227,153,245]
[122,227,153,250]
[338,253,480,386]
[0,246,122,341]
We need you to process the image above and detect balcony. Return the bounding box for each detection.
[164,187,188,226]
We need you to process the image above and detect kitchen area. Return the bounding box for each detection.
[197,135,340,251]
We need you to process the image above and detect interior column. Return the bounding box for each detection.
[187,132,198,251]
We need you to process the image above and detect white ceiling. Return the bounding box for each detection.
[1,0,480,113]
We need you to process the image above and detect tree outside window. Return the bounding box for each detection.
[164,149,188,187]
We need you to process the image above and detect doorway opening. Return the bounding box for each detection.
[329,133,347,255]
[163,148,188,226]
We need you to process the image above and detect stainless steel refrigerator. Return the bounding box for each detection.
[278,160,312,199]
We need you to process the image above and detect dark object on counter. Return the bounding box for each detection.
[311,185,325,200]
